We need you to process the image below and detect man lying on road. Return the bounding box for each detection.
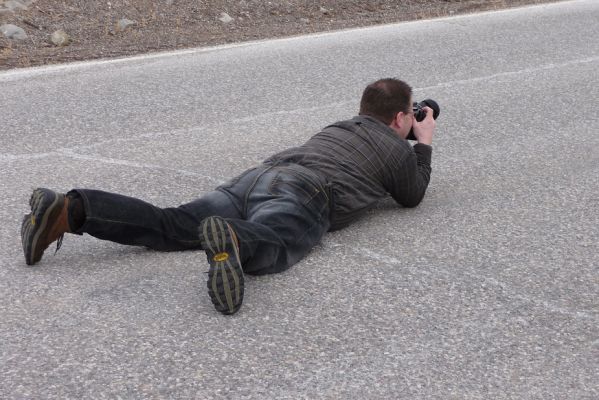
[21,78,436,315]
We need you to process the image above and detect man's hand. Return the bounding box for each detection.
[412,106,436,145]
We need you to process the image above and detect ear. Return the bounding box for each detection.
[389,112,404,136]
[392,111,405,129]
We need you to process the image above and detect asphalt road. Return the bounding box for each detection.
[1,1,598,398]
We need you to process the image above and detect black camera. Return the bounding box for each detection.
[406,99,440,141]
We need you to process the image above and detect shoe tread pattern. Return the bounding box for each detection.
[200,216,244,315]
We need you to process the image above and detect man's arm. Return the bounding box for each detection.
[386,107,436,207]
[387,144,432,207]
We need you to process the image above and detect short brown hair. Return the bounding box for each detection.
[359,78,412,125]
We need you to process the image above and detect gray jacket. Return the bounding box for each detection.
[265,115,433,230]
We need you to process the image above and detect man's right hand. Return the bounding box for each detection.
[412,106,436,145]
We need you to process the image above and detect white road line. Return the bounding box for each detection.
[352,245,598,323]
[418,56,599,91]
[0,147,224,184]
[0,100,353,163]
[2,55,596,166]
[57,149,225,184]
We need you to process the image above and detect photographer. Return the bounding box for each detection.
[21,77,436,315]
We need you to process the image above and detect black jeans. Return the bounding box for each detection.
[69,164,331,275]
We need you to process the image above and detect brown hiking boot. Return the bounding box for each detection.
[21,188,71,265]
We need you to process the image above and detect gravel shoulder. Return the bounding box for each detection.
[1,0,559,70]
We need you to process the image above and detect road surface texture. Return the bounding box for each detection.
[1,0,597,398]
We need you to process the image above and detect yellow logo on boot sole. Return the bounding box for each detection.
[213,252,229,262]
[31,216,36,226]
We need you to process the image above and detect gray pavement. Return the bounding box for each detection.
[1,0,598,398]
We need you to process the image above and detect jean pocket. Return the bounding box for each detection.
[268,171,327,210]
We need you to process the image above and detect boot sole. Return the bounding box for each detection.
[21,188,64,265]
[199,216,244,315]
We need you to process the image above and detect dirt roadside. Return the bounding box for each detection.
[1,0,560,70]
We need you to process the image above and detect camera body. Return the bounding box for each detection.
[406,99,440,141]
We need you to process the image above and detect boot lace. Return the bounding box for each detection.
[54,234,64,255]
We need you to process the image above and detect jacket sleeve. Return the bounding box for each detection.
[385,143,432,207]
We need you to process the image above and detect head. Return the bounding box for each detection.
[359,78,414,139]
